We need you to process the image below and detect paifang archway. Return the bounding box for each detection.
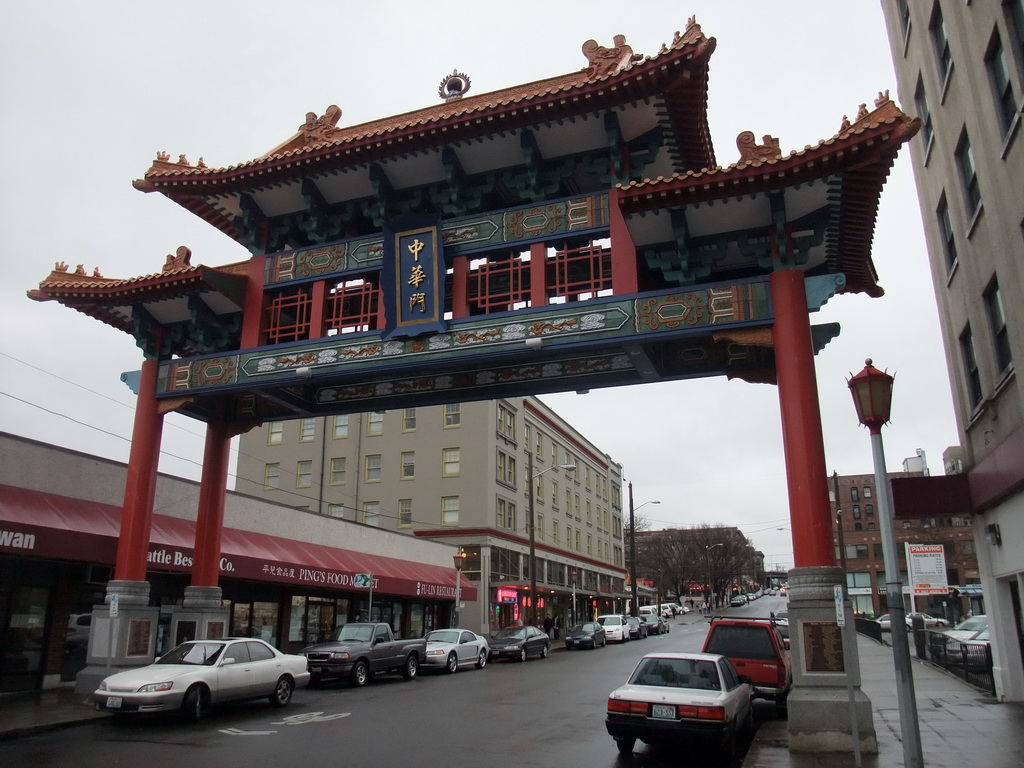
[30,19,916,750]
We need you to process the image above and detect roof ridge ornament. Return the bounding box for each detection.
[581,34,643,80]
[298,105,343,147]
[736,131,782,164]
[439,70,471,101]
[163,245,192,274]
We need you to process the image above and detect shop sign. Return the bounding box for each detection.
[496,587,518,603]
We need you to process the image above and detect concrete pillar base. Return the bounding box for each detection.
[785,565,878,753]
[172,586,230,643]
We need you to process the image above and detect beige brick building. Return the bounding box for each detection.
[235,396,628,635]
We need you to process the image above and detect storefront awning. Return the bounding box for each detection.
[0,484,475,601]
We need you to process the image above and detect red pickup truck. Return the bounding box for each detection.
[701,617,792,717]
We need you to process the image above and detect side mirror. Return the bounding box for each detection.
[221,657,236,665]
[738,674,753,685]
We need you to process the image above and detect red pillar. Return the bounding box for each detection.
[608,188,638,295]
[240,254,266,349]
[451,253,469,318]
[529,242,546,309]
[771,268,835,568]
[191,420,232,587]
[114,358,164,581]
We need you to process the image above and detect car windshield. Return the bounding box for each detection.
[333,624,374,642]
[629,657,720,690]
[598,616,621,626]
[951,617,987,633]
[426,630,460,644]
[570,623,595,633]
[493,628,528,640]
[705,625,777,660]
[157,642,224,666]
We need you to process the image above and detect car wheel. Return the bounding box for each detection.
[776,694,789,720]
[181,685,206,723]
[269,676,294,708]
[401,654,419,680]
[601,635,607,647]
[615,737,635,754]
[476,650,487,669]
[446,652,458,674]
[517,646,527,662]
[540,643,548,658]
[351,660,370,687]
[308,672,322,688]
[743,700,755,735]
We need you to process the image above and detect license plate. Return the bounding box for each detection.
[311,666,323,672]
[651,704,676,719]
[105,697,122,709]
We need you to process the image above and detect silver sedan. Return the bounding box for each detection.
[94,638,310,721]
[423,628,489,673]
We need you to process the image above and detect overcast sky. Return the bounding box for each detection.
[0,1,959,570]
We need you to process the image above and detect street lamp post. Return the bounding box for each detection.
[627,483,660,616]
[832,470,848,572]
[527,452,576,627]
[570,570,578,626]
[848,359,923,768]
[452,549,465,627]
[705,543,723,613]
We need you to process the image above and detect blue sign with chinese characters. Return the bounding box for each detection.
[381,214,447,339]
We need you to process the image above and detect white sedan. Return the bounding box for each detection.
[423,628,489,673]
[606,652,754,757]
[94,638,310,721]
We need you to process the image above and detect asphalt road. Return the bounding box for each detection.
[0,600,786,768]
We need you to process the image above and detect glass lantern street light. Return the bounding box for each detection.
[848,358,923,768]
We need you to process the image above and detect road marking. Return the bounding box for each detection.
[272,711,351,725]
[219,727,278,736]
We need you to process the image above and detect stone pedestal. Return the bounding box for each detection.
[786,566,878,754]
[74,580,160,695]
[169,586,230,646]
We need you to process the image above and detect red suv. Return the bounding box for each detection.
[701,617,792,717]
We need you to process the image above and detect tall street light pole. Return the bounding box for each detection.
[527,452,576,627]
[833,470,848,572]
[627,482,660,616]
[452,549,465,626]
[849,359,923,768]
[705,543,723,613]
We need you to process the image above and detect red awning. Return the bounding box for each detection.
[0,484,475,601]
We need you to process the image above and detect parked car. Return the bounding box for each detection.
[606,652,754,757]
[875,613,907,631]
[564,621,607,650]
[729,596,747,608]
[65,613,92,655]
[94,638,309,721]
[626,616,648,640]
[422,628,489,673]
[488,626,550,662]
[302,622,426,687]
[642,615,666,635]
[597,614,631,643]
[701,617,792,717]
[943,615,988,642]
[638,605,659,618]
[906,612,949,628]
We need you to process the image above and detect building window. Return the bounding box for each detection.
[330,457,346,485]
[327,504,345,518]
[987,32,1018,133]
[264,463,281,489]
[332,415,348,439]
[497,450,516,485]
[1008,0,1024,75]
[441,496,459,526]
[535,430,544,457]
[930,4,953,82]
[365,454,382,482]
[442,448,460,477]
[852,505,861,520]
[866,504,874,516]
[401,451,415,480]
[960,326,984,408]
[537,514,545,541]
[955,130,982,215]
[914,77,933,149]
[551,441,559,465]
[551,480,559,507]
[552,519,559,544]
[985,279,1013,373]
[575,529,581,551]
[399,499,412,527]
[363,502,380,527]
[854,523,863,532]
[299,418,316,442]
[367,412,384,435]
[863,486,872,498]
[296,460,312,487]
[851,486,859,502]
[897,0,911,38]
[937,195,958,272]
[497,498,516,530]
[403,408,416,431]
[574,494,581,519]
[444,403,461,427]
[586,501,592,524]
[268,421,283,444]
[497,404,515,439]
[962,539,975,555]
[585,466,592,491]
[587,535,593,554]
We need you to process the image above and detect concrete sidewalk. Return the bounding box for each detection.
[746,633,1024,767]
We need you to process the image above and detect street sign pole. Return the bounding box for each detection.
[836,584,862,767]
